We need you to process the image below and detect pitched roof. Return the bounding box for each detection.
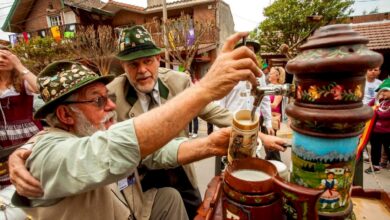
[101,0,215,14]
[146,0,197,8]
[145,0,215,12]
[351,21,390,50]
[2,0,110,33]
[64,0,105,11]
[101,1,144,14]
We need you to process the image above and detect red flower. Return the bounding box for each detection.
[331,85,343,100]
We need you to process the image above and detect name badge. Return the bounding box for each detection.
[118,175,136,191]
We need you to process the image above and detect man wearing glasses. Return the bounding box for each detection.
[8,32,261,220]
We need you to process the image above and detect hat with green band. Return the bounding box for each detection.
[376,78,390,92]
[34,61,114,119]
[116,25,162,61]
[234,39,260,53]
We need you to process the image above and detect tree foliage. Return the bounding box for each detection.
[11,37,74,74]
[254,0,355,53]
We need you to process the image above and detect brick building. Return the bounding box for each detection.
[2,0,111,40]
[2,0,234,78]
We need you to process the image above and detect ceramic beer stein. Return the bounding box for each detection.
[227,109,259,163]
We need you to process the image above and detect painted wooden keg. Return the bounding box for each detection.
[285,24,383,219]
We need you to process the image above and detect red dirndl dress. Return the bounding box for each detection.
[0,82,42,188]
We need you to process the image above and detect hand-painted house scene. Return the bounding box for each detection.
[0,0,389,219]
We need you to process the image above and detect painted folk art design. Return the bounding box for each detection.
[296,82,363,103]
[290,118,366,135]
[289,44,378,62]
[290,132,358,213]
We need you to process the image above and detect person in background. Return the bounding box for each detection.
[262,63,271,84]
[189,117,199,138]
[267,66,287,161]
[189,77,199,138]
[219,39,273,136]
[363,66,382,105]
[354,66,383,185]
[364,78,390,174]
[0,46,42,189]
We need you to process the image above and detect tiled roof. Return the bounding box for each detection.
[64,0,105,10]
[103,0,213,12]
[104,1,144,12]
[147,0,195,9]
[352,21,390,50]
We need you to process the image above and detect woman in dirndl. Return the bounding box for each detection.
[0,46,42,189]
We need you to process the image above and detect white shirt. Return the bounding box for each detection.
[135,83,161,112]
[363,79,382,104]
[218,75,272,128]
[0,81,33,98]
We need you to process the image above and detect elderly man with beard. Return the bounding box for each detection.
[9,32,262,220]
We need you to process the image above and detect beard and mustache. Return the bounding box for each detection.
[72,108,117,137]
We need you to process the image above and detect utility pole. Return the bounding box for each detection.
[162,0,170,68]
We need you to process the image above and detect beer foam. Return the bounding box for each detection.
[237,119,255,125]
[231,169,271,181]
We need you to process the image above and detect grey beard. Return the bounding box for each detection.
[73,109,117,137]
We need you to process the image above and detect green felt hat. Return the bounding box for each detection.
[376,78,390,92]
[34,61,114,119]
[235,39,260,53]
[116,25,162,61]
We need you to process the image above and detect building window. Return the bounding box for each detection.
[48,15,63,27]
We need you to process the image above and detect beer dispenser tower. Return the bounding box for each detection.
[284,24,383,219]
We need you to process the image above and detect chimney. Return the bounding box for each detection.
[147,0,162,7]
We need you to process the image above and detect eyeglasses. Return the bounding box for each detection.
[63,96,109,109]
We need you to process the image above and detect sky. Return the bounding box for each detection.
[0,0,390,41]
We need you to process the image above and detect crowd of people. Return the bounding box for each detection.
[0,24,388,220]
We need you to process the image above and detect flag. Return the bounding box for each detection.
[22,32,29,42]
[51,26,61,42]
[355,105,378,161]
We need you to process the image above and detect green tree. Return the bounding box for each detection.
[254,0,354,53]
[11,37,75,74]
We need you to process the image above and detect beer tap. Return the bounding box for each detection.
[250,83,295,121]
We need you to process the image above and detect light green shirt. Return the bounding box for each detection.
[26,119,185,207]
